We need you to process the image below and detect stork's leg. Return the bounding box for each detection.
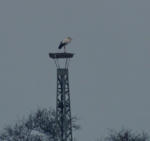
[64,46,66,53]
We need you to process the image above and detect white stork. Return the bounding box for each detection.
[58,37,72,52]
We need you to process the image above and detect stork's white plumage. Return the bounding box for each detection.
[58,37,72,52]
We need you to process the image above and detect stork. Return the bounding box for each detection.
[58,37,72,52]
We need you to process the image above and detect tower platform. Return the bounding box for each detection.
[49,52,74,59]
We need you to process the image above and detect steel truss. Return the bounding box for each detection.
[56,68,73,141]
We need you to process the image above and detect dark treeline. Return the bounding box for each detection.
[0,108,149,141]
[100,129,149,141]
[0,107,79,141]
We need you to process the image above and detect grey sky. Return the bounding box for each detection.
[0,0,150,141]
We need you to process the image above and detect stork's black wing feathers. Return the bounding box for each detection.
[58,42,66,49]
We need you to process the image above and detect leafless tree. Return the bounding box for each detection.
[0,107,79,141]
[104,129,149,141]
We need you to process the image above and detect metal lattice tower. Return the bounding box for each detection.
[49,52,74,141]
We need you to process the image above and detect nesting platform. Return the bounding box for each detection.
[49,52,74,59]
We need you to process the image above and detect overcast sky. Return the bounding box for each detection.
[0,0,150,141]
